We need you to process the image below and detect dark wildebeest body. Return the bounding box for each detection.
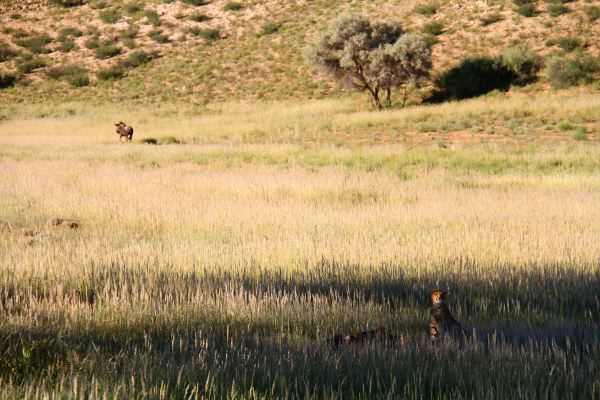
[115,121,134,142]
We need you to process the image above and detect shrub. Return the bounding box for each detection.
[119,24,139,39]
[10,13,22,20]
[124,2,143,13]
[584,6,600,21]
[141,137,158,144]
[223,1,243,11]
[96,65,126,80]
[58,40,77,52]
[49,0,86,7]
[0,72,17,89]
[432,56,518,101]
[84,36,100,49]
[499,44,541,83]
[422,21,444,36]
[45,64,89,86]
[189,13,211,22]
[513,0,533,5]
[148,29,170,43]
[90,1,108,9]
[0,42,18,62]
[66,71,90,87]
[160,136,180,144]
[516,4,536,17]
[188,27,220,41]
[480,13,503,26]
[545,56,598,88]
[14,33,53,54]
[95,44,121,59]
[414,2,437,15]
[99,9,120,24]
[545,37,580,52]
[119,49,158,68]
[144,10,161,26]
[547,4,568,16]
[261,22,281,35]
[183,0,207,5]
[17,57,47,74]
[557,122,573,130]
[572,127,587,141]
[57,27,83,41]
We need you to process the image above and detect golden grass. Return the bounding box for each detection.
[0,93,599,398]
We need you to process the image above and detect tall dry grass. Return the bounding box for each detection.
[0,93,599,398]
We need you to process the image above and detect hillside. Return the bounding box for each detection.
[0,0,599,104]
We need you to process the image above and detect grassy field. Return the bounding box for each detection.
[0,91,599,398]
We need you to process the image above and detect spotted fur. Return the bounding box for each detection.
[429,290,466,345]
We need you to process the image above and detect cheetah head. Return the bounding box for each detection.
[431,289,446,305]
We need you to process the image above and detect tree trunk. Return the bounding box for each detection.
[367,86,383,110]
[386,88,392,107]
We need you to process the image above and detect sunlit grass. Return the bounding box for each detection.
[0,93,599,398]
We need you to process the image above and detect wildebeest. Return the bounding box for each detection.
[115,121,134,143]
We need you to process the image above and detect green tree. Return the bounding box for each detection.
[307,14,431,109]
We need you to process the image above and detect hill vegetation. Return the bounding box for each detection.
[0,0,599,104]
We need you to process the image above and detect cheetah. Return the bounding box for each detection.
[429,289,466,345]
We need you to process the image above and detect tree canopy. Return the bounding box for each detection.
[307,14,431,109]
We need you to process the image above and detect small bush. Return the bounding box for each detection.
[0,72,17,89]
[499,44,541,82]
[45,64,88,87]
[188,27,220,41]
[84,37,100,49]
[189,13,211,22]
[545,56,597,88]
[513,0,533,5]
[584,6,600,21]
[17,57,46,74]
[182,0,207,5]
[422,21,444,36]
[480,13,503,26]
[141,137,158,144]
[572,127,587,141]
[49,0,86,7]
[223,1,243,11]
[97,65,126,80]
[0,42,19,62]
[144,10,162,26]
[99,9,120,24]
[147,29,170,43]
[58,40,77,52]
[57,27,83,41]
[414,2,437,15]
[120,49,158,68]
[10,13,22,20]
[545,37,580,52]
[14,33,53,54]
[547,4,568,16]
[66,71,90,87]
[90,1,108,9]
[95,44,121,59]
[516,4,536,17]
[160,136,180,144]
[119,24,139,39]
[124,2,143,13]
[261,22,281,35]
[557,122,573,131]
